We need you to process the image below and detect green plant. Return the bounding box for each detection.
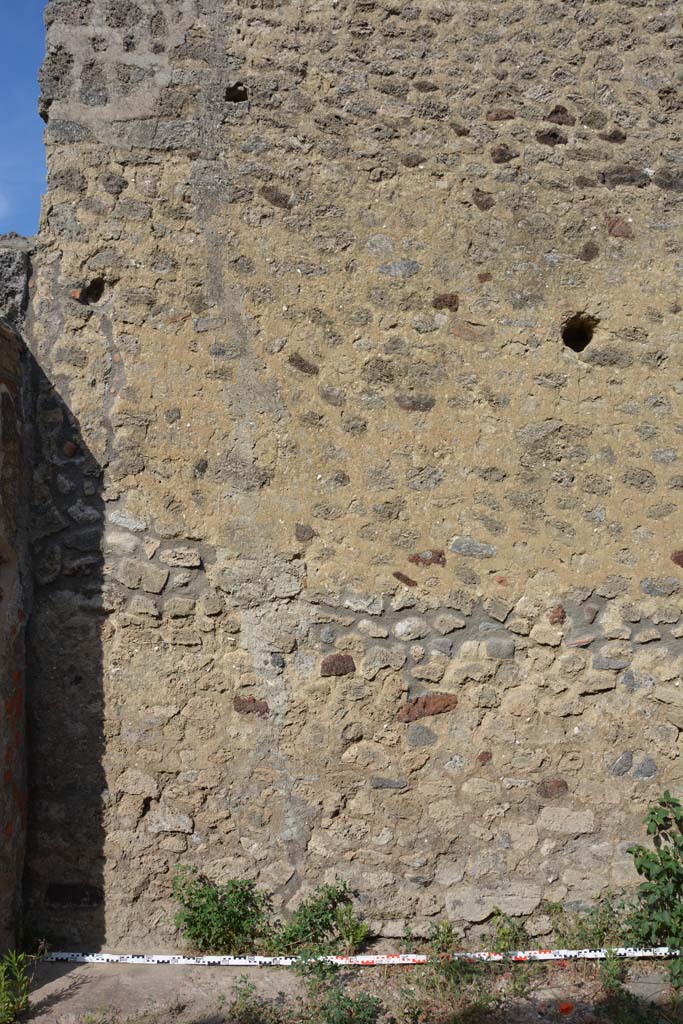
[628,790,683,990]
[484,908,530,954]
[334,901,370,955]
[423,920,497,1011]
[226,977,286,1024]
[0,951,30,1024]
[400,922,415,953]
[291,949,382,1024]
[172,869,370,959]
[599,948,625,996]
[482,909,534,999]
[171,866,270,953]
[316,987,382,1024]
[272,881,367,955]
[548,894,633,949]
[291,951,341,993]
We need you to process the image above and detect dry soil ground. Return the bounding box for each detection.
[28,960,675,1024]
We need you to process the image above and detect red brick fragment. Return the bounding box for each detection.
[607,217,633,238]
[578,240,599,262]
[472,189,496,211]
[491,144,517,164]
[234,695,269,717]
[546,104,575,126]
[548,604,566,625]
[320,653,356,677]
[672,550,683,567]
[536,128,567,146]
[396,693,458,723]
[477,750,492,766]
[288,351,319,375]
[478,272,492,282]
[486,107,516,122]
[393,571,417,588]
[408,549,446,568]
[295,523,316,542]
[63,441,78,457]
[598,128,627,143]
[260,184,292,209]
[432,293,459,312]
[537,778,568,800]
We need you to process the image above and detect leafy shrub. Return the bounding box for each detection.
[333,900,371,956]
[171,866,270,953]
[628,790,683,989]
[484,908,530,954]
[273,882,368,955]
[0,951,30,1024]
[172,869,369,958]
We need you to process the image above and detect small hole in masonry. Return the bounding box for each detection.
[225,83,248,103]
[561,312,599,352]
[80,278,105,305]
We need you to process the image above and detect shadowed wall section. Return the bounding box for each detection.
[0,240,30,950]
[23,281,106,950]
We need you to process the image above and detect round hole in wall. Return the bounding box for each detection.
[561,312,599,352]
[225,82,248,103]
[80,277,105,305]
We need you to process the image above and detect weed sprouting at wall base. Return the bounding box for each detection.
[171,867,270,954]
[267,882,369,955]
[628,790,683,991]
[547,893,635,950]
[0,951,29,1024]
[171,868,368,956]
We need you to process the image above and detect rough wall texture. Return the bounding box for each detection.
[25,0,683,948]
[0,239,30,950]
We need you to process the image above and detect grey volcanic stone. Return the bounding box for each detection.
[486,635,515,660]
[641,578,680,597]
[609,751,633,776]
[633,757,657,780]
[371,777,407,790]
[378,260,421,278]
[407,724,437,747]
[449,536,497,559]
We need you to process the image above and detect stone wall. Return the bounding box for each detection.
[25,0,683,948]
[0,239,30,950]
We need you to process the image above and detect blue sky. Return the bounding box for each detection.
[0,0,46,237]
